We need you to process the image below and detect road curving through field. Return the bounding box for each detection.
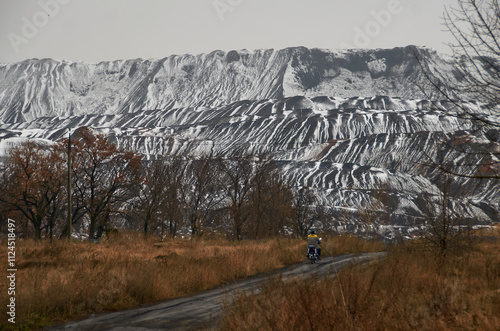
[49,252,387,331]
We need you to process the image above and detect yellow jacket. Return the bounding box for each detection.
[307,234,320,247]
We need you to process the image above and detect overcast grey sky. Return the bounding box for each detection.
[0,0,458,63]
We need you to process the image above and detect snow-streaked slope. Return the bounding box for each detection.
[0,46,498,234]
[0,46,456,123]
[1,95,498,228]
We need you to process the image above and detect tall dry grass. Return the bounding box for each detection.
[0,233,305,329]
[220,226,500,331]
[320,234,386,256]
[0,233,384,330]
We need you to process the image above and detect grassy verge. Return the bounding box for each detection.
[220,227,500,330]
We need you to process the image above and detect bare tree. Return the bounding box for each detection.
[289,188,318,238]
[444,0,500,110]
[218,156,254,240]
[247,155,275,239]
[184,155,223,237]
[247,156,293,238]
[355,183,393,238]
[262,174,294,237]
[0,141,65,239]
[414,0,500,180]
[128,157,169,236]
[413,175,476,258]
[161,156,186,238]
[70,127,141,240]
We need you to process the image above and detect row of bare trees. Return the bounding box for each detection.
[0,128,141,240]
[0,127,324,241]
[124,153,324,240]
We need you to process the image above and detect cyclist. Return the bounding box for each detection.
[306,230,321,260]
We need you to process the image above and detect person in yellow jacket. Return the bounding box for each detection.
[306,230,321,260]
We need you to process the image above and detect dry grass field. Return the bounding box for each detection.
[220,226,500,330]
[0,233,383,330]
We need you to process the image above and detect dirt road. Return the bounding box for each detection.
[49,252,386,331]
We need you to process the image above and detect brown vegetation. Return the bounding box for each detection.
[0,234,304,329]
[0,233,384,330]
[0,132,303,241]
[0,141,66,240]
[220,226,500,330]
